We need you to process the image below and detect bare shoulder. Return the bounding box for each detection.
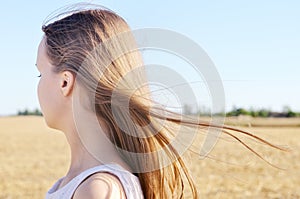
[73,172,126,199]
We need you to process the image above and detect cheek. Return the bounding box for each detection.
[37,78,51,118]
[37,78,52,124]
[37,79,44,110]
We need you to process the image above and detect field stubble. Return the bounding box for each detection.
[0,116,299,198]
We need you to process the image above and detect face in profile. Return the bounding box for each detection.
[36,37,66,129]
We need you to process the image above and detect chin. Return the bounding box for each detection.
[44,116,61,131]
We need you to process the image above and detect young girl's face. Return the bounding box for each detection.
[36,38,65,129]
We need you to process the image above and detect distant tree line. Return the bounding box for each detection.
[183,105,300,118]
[226,107,299,118]
[17,108,42,116]
[17,106,299,118]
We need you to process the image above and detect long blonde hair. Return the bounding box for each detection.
[42,7,285,198]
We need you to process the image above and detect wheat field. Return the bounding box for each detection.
[0,116,299,198]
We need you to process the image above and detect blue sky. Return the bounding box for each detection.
[0,0,299,116]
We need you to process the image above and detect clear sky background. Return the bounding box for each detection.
[0,0,299,116]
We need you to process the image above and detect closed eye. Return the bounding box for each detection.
[35,64,41,78]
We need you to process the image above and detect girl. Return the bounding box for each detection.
[36,5,285,199]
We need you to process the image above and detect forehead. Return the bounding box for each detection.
[36,37,50,67]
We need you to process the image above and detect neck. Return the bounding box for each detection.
[61,110,132,181]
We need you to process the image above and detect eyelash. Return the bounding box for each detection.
[37,74,41,78]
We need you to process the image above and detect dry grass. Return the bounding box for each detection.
[0,116,299,198]
[0,116,69,199]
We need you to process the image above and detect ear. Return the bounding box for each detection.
[60,71,75,97]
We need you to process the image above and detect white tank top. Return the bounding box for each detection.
[45,164,144,199]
